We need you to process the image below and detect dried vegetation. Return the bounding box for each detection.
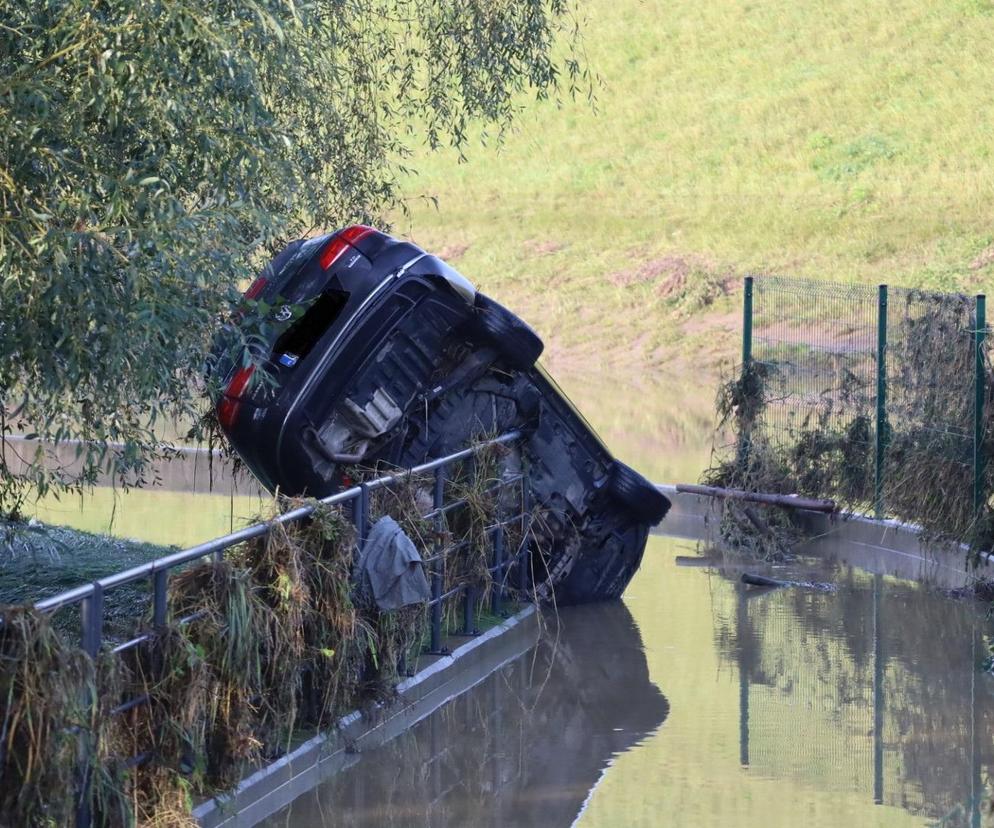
[705,291,994,561]
[0,443,527,825]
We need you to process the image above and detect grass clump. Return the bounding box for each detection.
[0,607,92,826]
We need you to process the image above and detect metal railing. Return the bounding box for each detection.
[33,430,531,827]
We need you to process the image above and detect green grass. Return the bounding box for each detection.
[1,521,172,639]
[392,0,994,372]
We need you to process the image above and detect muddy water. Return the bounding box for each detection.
[261,535,994,828]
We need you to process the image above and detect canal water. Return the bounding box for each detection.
[258,532,994,828]
[20,370,994,825]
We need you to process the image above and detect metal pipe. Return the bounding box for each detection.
[675,483,836,513]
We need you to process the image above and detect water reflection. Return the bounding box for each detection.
[716,563,992,826]
[553,370,717,485]
[260,602,669,828]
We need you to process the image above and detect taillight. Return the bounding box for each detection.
[244,276,268,300]
[319,225,376,270]
[217,364,256,429]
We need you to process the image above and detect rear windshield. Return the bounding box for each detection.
[272,289,350,361]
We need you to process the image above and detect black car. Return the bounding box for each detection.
[213,226,669,604]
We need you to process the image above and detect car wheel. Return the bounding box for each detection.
[608,461,671,525]
[474,293,544,369]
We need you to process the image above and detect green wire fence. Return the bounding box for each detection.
[739,275,990,546]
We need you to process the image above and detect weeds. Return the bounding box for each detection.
[0,607,91,826]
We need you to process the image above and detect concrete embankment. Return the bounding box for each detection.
[195,605,539,828]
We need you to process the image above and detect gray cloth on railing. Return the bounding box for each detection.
[355,516,431,611]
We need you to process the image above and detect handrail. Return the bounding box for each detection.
[24,433,530,828]
[34,430,522,615]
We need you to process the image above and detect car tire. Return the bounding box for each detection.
[474,293,544,369]
[608,462,671,525]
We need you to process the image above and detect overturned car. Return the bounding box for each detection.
[213,226,669,604]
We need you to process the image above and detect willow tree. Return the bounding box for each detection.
[0,0,586,513]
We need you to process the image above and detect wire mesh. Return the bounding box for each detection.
[746,276,988,535]
[884,287,978,536]
[753,277,878,448]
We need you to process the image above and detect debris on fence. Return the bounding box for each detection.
[704,277,994,562]
[0,438,531,825]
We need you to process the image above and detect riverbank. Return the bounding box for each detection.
[0,519,170,606]
[391,0,994,374]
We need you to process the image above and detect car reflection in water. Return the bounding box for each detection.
[261,601,669,828]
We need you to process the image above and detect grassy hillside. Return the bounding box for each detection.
[392,0,994,373]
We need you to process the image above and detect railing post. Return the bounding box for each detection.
[975,294,987,517]
[461,456,478,635]
[429,466,446,654]
[491,524,504,616]
[462,586,478,636]
[76,583,104,828]
[352,484,369,548]
[518,468,531,599]
[875,284,888,520]
[742,275,754,368]
[81,583,104,658]
[152,569,168,627]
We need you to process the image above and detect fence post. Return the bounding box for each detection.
[352,484,369,548]
[875,284,888,520]
[742,276,754,368]
[76,583,104,828]
[152,569,168,627]
[429,466,446,654]
[736,276,756,470]
[518,467,531,599]
[491,524,504,616]
[462,586,478,636]
[461,456,478,636]
[975,294,987,516]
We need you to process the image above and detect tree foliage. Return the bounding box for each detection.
[0,0,586,512]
